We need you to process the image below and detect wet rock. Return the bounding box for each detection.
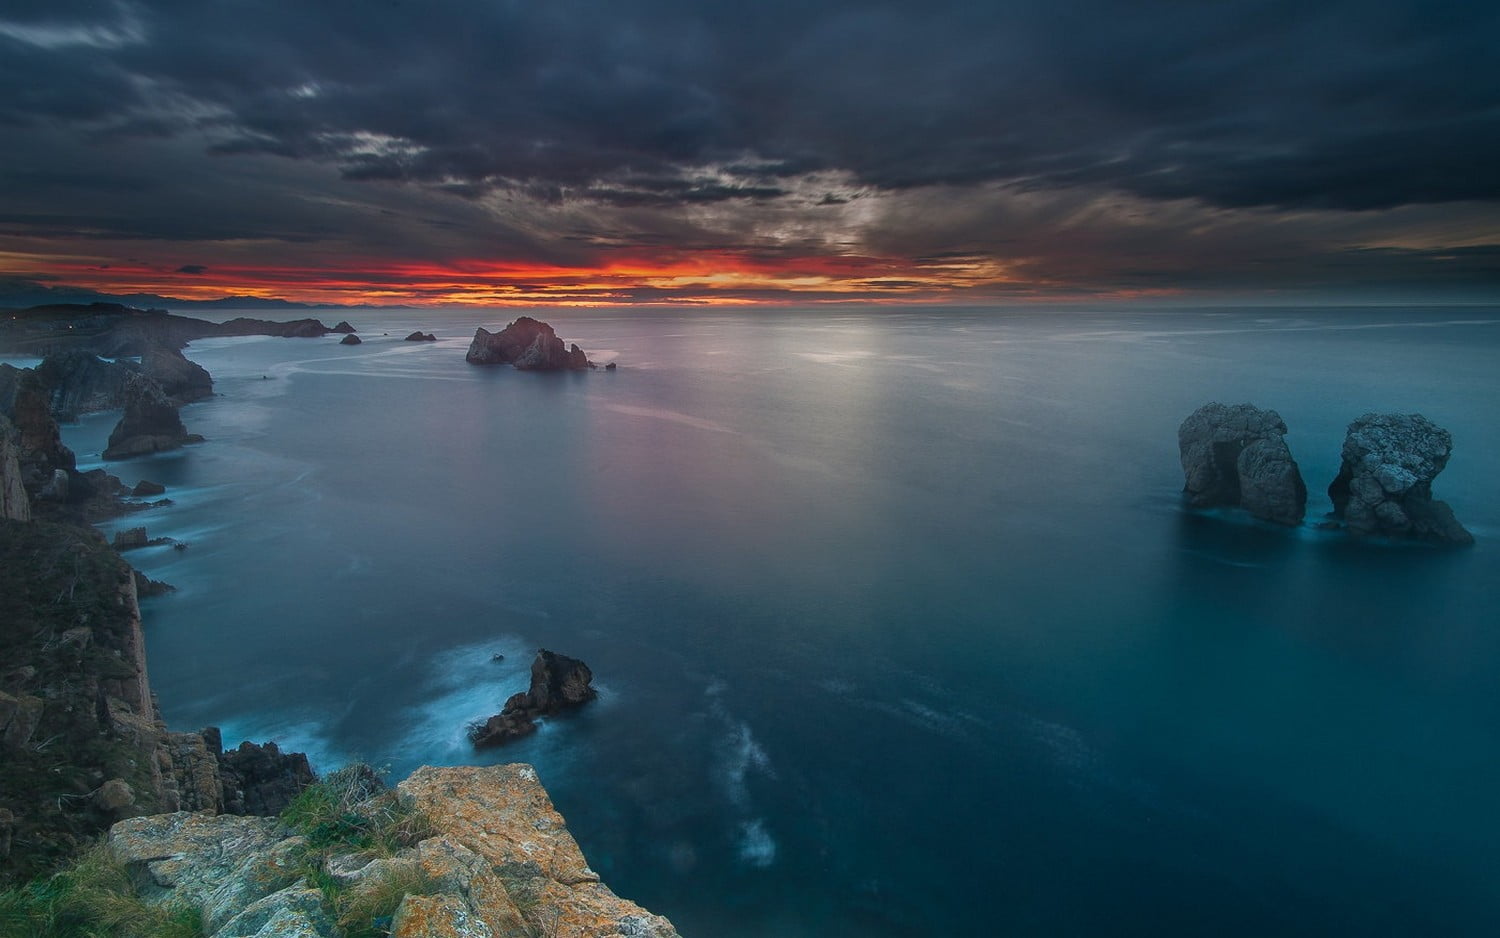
[340,334,362,346]
[1328,413,1473,545]
[469,650,596,748]
[103,373,204,460]
[114,526,149,549]
[132,479,167,497]
[604,362,617,371]
[466,318,593,370]
[1178,402,1306,526]
[404,331,437,342]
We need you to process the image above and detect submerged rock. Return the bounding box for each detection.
[1328,413,1472,545]
[1178,402,1306,526]
[470,650,597,748]
[466,317,593,370]
[102,374,204,460]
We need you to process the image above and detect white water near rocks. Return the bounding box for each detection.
[50,306,1500,936]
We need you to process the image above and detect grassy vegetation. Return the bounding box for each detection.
[281,764,438,936]
[0,844,203,938]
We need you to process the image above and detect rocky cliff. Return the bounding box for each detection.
[0,518,311,882]
[107,764,680,938]
[466,318,593,370]
[0,416,30,522]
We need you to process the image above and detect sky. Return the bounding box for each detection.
[1,0,1497,307]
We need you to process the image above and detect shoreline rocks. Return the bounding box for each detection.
[102,373,204,461]
[1178,402,1307,526]
[466,317,594,371]
[1328,413,1473,545]
[470,650,598,748]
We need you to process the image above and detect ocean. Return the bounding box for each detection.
[47,306,1500,935]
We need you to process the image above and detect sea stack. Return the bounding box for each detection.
[1327,413,1472,545]
[469,650,597,747]
[466,317,593,370]
[1178,402,1306,526]
[102,373,204,460]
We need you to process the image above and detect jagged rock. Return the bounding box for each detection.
[332,321,356,334]
[133,479,167,497]
[399,765,680,938]
[1328,413,1473,545]
[32,350,137,417]
[133,568,176,597]
[466,318,593,371]
[114,526,149,549]
[103,373,204,460]
[340,334,362,346]
[404,331,437,342]
[218,739,317,816]
[143,346,214,403]
[1178,402,1306,526]
[0,416,28,521]
[470,650,597,748]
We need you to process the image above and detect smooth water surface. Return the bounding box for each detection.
[65,307,1500,936]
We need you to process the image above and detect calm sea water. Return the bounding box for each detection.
[52,307,1500,936]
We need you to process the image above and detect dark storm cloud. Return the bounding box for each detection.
[176,264,205,274]
[3,0,1494,214]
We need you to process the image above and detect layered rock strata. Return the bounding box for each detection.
[1178,402,1307,525]
[1328,413,1473,545]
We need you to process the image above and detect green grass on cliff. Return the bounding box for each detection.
[0,843,203,938]
[282,764,438,937]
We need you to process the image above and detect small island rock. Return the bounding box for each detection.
[1327,413,1472,545]
[404,331,437,342]
[331,321,356,334]
[339,333,362,346]
[1178,402,1306,526]
[102,373,204,461]
[466,317,593,370]
[470,650,597,748]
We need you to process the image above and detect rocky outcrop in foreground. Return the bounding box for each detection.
[1328,413,1473,545]
[107,764,680,938]
[103,373,204,460]
[0,416,31,522]
[1178,402,1307,526]
[467,317,593,371]
[470,650,597,748]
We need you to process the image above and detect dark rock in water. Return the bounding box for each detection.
[331,321,356,334]
[217,317,332,339]
[142,346,213,404]
[132,568,175,596]
[466,317,593,370]
[491,653,505,661]
[1328,413,1473,545]
[339,333,362,346]
[605,361,617,371]
[1178,402,1306,526]
[132,479,166,497]
[470,650,597,748]
[102,374,203,460]
[404,331,437,342]
[113,526,149,549]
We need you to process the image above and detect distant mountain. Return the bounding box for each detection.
[0,278,401,312]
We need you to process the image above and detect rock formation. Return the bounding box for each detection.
[0,518,313,880]
[340,333,363,345]
[142,346,214,403]
[1178,402,1306,526]
[102,373,204,460]
[1328,413,1473,545]
[31,350,137,418]
[405,330,437,341]
[466,317,594,370]
[470,650,597,748]
[0,417,30,522]
[132,479,166,497]
[332,320,356,334]
[106,764,680,938]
